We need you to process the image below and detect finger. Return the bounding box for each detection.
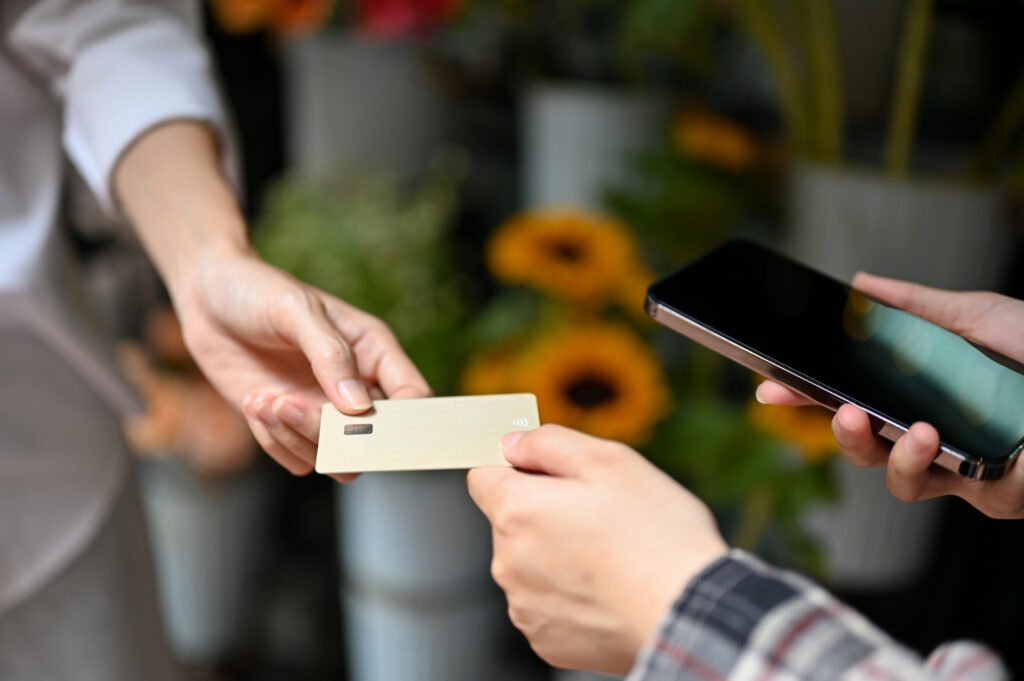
[853,273,1024,364]
[885,422,944,501]
[242,402,313,476]
[272,395,321,444]
[327,302,431,401]
[279,295,373,414]
[467,465,523,520]
[502,424,609,478]
[755,380,815,406]
[269,395,358,483]
[851,273,975,334]
[251,395,318,465]
[832,404,891,467]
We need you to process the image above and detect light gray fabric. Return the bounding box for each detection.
[0,466,180,681]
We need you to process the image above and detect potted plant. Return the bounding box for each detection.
[207,0,461,180]
[730,0,1024,588]
[255,158,512,681]
[120,307,270,666]
[462,205,837,680]
[442,0,731,209]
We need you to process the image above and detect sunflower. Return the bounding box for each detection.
[459,346,518,396]
[672,110,760,172]
[518,324,671,446]
[618,265,658,321]
[486,207,641,306]
[747,400,837,463]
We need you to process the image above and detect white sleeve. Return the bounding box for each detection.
[6,0,239,215]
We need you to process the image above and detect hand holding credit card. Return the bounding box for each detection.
[315,394,540,474]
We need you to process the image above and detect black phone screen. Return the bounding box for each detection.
[648,240,1024,464]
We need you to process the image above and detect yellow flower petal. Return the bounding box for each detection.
[518,323,671,446]
[487,207,641,306]
[672,110,760,172]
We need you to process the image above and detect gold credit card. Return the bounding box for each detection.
[315,393,540,474]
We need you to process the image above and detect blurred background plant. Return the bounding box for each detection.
[460,204,837,572]
[208,0,460,38]
[605,107,783,269]
[444,0,727,87]
[83,0,1024,677]
[254,154,469,394]
[730,0,1024,177]
[120,307,256,477]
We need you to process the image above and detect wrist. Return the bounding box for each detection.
[628,541,729,657]
[166,236,256,313]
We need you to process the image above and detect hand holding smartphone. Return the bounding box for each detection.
[647,240,1024,480]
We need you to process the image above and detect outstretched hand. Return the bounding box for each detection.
[757,272,1024,518]
[467,425,727,674]
[176,253,431,480]
[113,121,431,481]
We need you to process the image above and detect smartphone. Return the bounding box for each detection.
[646,239,1024,480]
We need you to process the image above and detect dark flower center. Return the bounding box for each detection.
[547,238,585,262]
[566,375,618,408]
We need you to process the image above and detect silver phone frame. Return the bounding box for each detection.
[647,295,1022,481]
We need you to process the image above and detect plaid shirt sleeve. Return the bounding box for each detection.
[627,550,1008,681]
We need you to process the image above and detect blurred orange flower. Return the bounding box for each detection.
[272,0,336,36]
[672,110,760,172]
[747,400,837,463]
[143,307,191,366]
[618,265,658,321]
[209,0,273,33]
[460,346,517,396]
[121,306,256,477]
[487,207,641,306]
[518,324,670,446]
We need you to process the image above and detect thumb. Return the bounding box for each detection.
[502,424,598,478]
[283,297,372,414]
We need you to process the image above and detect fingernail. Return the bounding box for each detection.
[907,425,932,455]
[277,402,304,427]
[502,431,525,448]
[338,379,372,411]
[836,408,855,432]
[755,384,767,404]
[256,399,280,427]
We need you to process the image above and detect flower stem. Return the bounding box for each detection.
[732,489,774,552]
[971,67,1024,180]
[885,0,933,177]
[801,0,843,162]
[737,0,810,155]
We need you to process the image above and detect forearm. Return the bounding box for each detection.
[113,120,252,307]
[629,551,1007,681]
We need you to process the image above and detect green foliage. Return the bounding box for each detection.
[642,367,836,572]
[254,158,468,393]
[456,0,721,85]
[605,150,761,268]
[461,288,547,351]
[619,0,720,80]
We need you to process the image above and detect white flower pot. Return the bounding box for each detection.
[522,83,672,208]
[284,32,450,180]
[788,163,1012,291]
[788,162,1015,589]
[137,459,271,665]
[336,471,506,681]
